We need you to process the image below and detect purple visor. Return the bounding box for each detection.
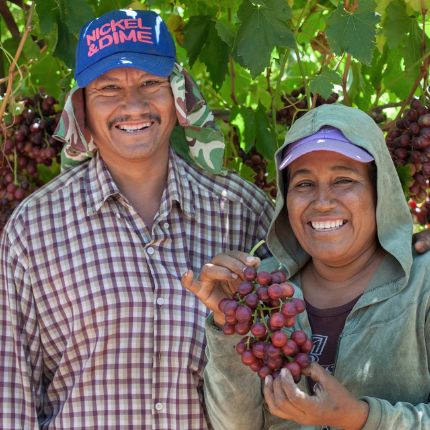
[279,126,374,170]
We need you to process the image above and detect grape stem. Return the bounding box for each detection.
[250,240,265,256]
[342,54,352,107]
[13,147,18,185]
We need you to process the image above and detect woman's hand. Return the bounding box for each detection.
[413,229,430,253]
[263,362,369,430]
[181,251,260,327]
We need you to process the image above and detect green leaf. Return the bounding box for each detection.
[227,158,256,183]
[23,38,41,60]
[199,25,230,90]
[35,0,58,36]
[384,0,416,49]
[215,20,236,46]
[230,102,276,159]
[234,0,295,78]
[381,47,410,99]
[59,0,95,37]
[309,66,342,99]
[325,0,380,65]
[53,19,77,69]
[183,15,214,67]
[348,61,366,106]
[96,0,131,15]
[402,21,425,85]
[396,164,413,201]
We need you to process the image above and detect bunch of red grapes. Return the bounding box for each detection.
[218,268,312,382]
[0,93,64,231]
[386,98,430,226]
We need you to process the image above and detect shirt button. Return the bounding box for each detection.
[163,222,169,229]
[156,297,164,305]
[155,403,163,411]
[115,213,121,219]
[147,247,155,255]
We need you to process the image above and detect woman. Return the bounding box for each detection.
[182,104,430,429]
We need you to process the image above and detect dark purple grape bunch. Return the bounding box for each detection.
[0,93,64,231]
[228,127,277,198]
[387,99,430,203]
[218,267,312,382]
[277,87,339,126]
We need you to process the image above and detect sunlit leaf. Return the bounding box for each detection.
[309,66,342,99]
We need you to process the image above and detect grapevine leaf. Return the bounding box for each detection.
[384,0,415,49]
[325,0,380,65]
[266,159,277,184]
[183,15,214,67]
[234,0,295,78]
[402,21,427,85]
[215,20,236,46]
[96,0,132,15]
[35,0,59,36]
[59,0,95,37]
[405,0,430,14]
[396,164,413,201]
[309,66,342,99]
[199,24,230,90]
[53,19,77,69]
[227,158,256,183]
[230,103,276,159]
[23,38,41,60]
[382,47,410,99]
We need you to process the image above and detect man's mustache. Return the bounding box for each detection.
[108,113,162,129]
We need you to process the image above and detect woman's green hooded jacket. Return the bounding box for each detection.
[203,104,430,430]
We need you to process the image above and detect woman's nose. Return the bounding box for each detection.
[312,186,337,211]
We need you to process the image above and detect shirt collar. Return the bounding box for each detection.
[85,148,196,218]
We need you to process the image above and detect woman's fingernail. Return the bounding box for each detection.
[281,368,287,377]
[265,376,270,384]
[182,270,189,277]
[231,273,238,279]
[246,256,256,263]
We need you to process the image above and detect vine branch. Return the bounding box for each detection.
[0,0,21,40]
[342,54,352,106]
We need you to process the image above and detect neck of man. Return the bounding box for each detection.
[302,239,385,308]
[100,146,170,230]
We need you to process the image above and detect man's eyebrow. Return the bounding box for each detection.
[290,164,361,181]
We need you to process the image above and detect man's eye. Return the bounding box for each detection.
[142,81,157,86]
[102,85,120,90]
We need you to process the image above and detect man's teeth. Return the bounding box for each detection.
[311,220,346,231]
[118,123,152,132]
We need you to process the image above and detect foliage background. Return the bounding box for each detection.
[1,0,429,205]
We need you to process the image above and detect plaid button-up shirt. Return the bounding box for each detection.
[0,148,274,430]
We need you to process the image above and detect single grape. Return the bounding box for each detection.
[14,188,25,200]
[270,313,287,329]
[280,283,295,298]
[299,338,313,353]
[411,99,422,110]
[271,270,287,283]
[291,330,307,346]
[284,316,296,327]
[417,106,429,117]
[269,298,281,308]
[268,284,283,300]
[265,343,281,358]
[267,356,283,370]
[257,286,270,301]
[281,302,297,318]
[241,350,256,365]
[251,322,267,338]
[281,339,298,356]
[270,274,283,285]
[236,341,247,355]
[290,298,306,313]
[411,151,422,163]
[236,305,252,323]
[294,353,311,369]
[272,369,281,379]
[284,361,301,378]
[224,301,239,316]
[257,271,272,285]
[235,320,252,335]
[249,358,264,372]
[6,183,17,194]
[218,298,231,313]
[252,342,267,358]
[244,293,259,309]
[293,374,302,383]
[258,365,273,379]
[419,114,430,127]
[394,148,408,159]
[271,331,287,347]
[409,122,420,135]
[232,292,241,302]
[237,281,255,298]
[225,314,237,324]
[243,266,257,282]
[222,323,236,335]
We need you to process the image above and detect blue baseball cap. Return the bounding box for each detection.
[74,10,176,88]
[279,126,374,169]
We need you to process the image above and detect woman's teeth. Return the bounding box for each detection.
[117,122,152,132]
[311,220,347,231]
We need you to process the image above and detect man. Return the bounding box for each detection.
[0,10,273,429]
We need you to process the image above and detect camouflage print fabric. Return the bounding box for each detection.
[54,63,226,175]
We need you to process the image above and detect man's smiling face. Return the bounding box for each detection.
[84,67,177,163]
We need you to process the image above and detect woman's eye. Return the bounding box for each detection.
[336,179,354,184]
[296,182,313,188]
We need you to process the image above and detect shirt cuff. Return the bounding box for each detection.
[358,397,382,430]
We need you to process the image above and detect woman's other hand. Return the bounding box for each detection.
[263,362,369,430]
[181,252,260,327]
[413,229,430,253]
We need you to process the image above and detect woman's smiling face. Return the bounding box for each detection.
[286,150,377,267]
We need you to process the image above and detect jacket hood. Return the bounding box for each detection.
[268,104,413,286]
